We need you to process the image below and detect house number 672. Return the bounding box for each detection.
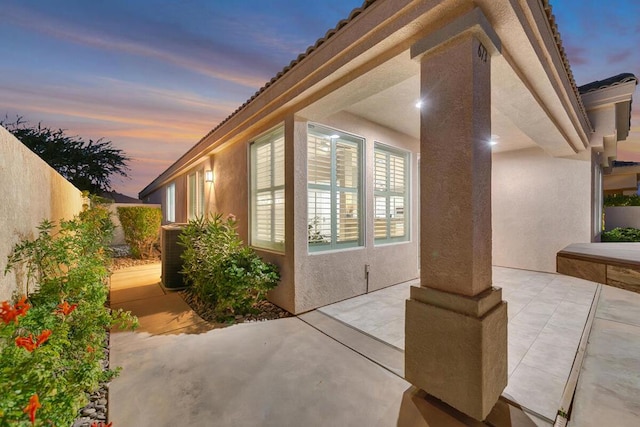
[477,43,488,63]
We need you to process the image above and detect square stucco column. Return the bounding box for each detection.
[405,10,507,421]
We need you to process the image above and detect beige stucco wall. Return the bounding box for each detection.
[146,161,210,226]
[0,126,84,301]
[293,111,420,313]
[211,123,296,312]
[492,146,592,273]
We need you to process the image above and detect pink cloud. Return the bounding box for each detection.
[4,6,269,89]
[607,49,633,65]
[564,44,590,67]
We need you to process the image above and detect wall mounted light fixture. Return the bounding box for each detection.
[205,170,214,183]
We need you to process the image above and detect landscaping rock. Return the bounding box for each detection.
[180,291,292,325]
[109,254,160,270]
[73,333,112,426]
[110,244,131,258]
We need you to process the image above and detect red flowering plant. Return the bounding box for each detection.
[1,203,136,426]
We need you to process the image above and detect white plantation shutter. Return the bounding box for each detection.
[187,171,204,220]
[166,183,175,222]
[374,143,409,243]
[250,127,285,251]
[307,124,362,251]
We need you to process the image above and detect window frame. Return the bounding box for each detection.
[249,126,285,252]
[373,142,410,245]
[166,182,176,223]
[307,123,364,253]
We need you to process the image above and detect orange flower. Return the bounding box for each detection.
[0,300,15,324]
[0,297,30,324]
[86,345,95,353]
[15,335,38,352]
[90,422,113,427]
[23,394,41,425]
[56,301,78,316]
[36,330,52,346]
[15,330,52,352]
[15,296,30,317]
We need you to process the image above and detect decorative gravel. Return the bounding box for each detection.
[180,290,292,324]
[72,335,111,427]
[72,250,158,427]
[109,245,160,271]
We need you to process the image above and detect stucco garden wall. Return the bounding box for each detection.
[0,126,84,301]
[604,206,640,231]
[492,146,592,273]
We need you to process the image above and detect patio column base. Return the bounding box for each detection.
[405,285,507,421]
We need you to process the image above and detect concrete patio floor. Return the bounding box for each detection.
[108,264,640,426]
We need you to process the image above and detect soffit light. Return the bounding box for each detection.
[415,100,423,109]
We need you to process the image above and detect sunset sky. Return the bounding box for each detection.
[2,0,639,197]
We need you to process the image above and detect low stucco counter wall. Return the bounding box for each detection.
[0,126,84,300]
[557,242,640,293]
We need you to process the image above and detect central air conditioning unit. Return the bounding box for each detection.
[161,224,188,290]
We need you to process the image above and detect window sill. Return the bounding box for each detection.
[308,245,365,256]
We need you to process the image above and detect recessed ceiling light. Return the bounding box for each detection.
[415,100,423,109]
[330,134,340,139]
[489,140,498,146]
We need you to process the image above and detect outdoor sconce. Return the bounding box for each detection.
[205,170,214,183]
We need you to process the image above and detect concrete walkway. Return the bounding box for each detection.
[108,264,640,426]
[570,286,640,426]
[110,263,211,335]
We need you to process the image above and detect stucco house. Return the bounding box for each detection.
[140,0,637,419]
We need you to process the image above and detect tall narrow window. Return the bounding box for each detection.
[250,127,285,251]
[374,143,409,243]
[166,183,175,222]
[187,170,204,220]
[308,124,363,251]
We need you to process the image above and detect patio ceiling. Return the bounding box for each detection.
[299,48,580,157]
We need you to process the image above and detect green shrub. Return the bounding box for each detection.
[179,214,280,320]
[601,227,640,242]
[117,206,162,259]
[603,194,640,207]
[1,203,136,426]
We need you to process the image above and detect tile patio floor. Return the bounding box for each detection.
[313,267,599,423]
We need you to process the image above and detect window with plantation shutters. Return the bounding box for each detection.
[187,171,205,220]
[307,124,363,251]
[250,127,285,252]
[166,183,175,222]
[374,143,409,243]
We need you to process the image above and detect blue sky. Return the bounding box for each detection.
[1,0,638,196]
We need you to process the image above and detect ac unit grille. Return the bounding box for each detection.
[161,224,187,289]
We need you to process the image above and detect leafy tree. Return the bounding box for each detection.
[2,116,129,193]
